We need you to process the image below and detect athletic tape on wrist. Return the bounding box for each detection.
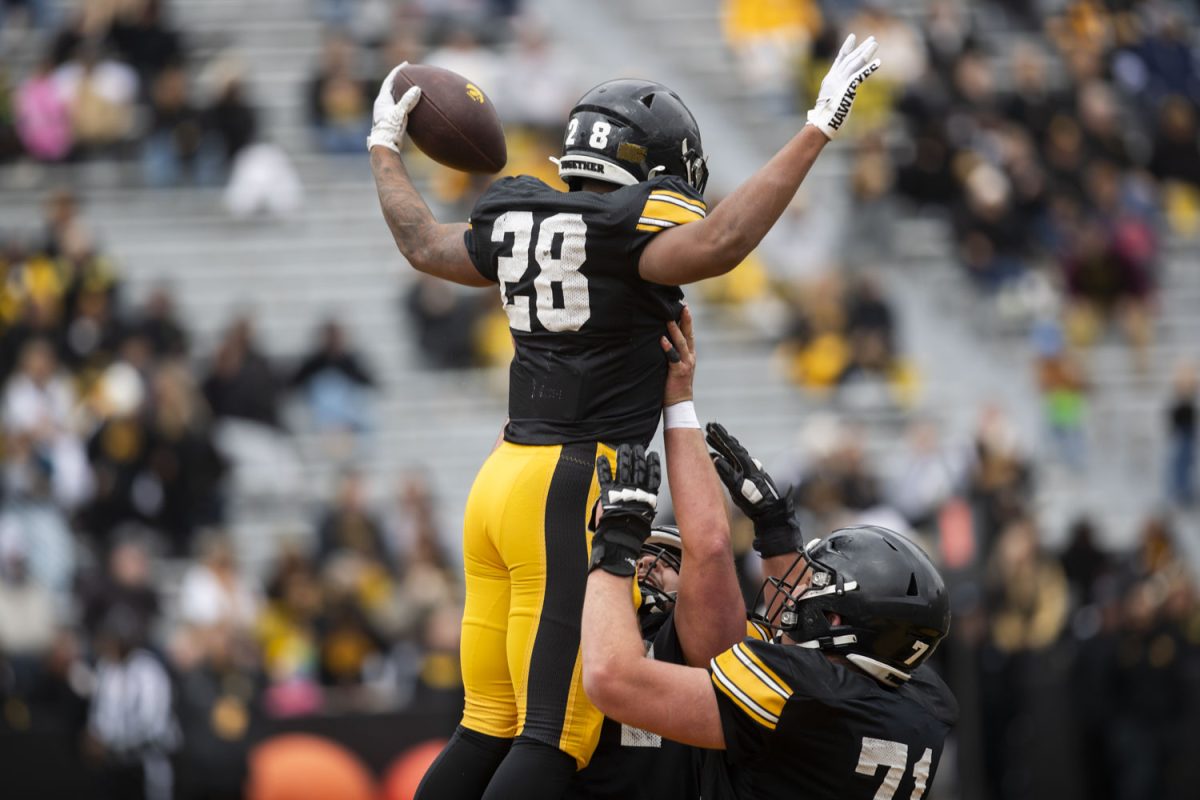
[664,400,701,430]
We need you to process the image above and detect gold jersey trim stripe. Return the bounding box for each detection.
[649,190,707,213]
[647,193,707,217]
[746,620,772,642]
[642,199,705,226]
[733,643,792,705]
[710,658,779,730]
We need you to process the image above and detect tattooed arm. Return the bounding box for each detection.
[370,147,491,287]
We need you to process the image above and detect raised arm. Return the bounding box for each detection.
[705,422,805,616]
[638,34,881,286]
[660,309,746,664]
[581,444,726,749]
[368,70,492,288]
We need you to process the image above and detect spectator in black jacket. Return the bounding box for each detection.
[1149,97,1200,189]
[141,65,208,187]
[133,286,190,359]
[107,0,184,92]
[204,72,257,172]
[290,319,375,444]
[201,316,282,429]
[315,469,387,569]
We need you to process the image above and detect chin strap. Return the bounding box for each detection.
[845,654,912,687]
[790,636,912,687]
[794,633,859,650]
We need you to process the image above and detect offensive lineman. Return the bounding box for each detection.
[582,435,958,799]
[368,34,882,800]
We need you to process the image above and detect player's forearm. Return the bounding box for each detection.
[703,125,828,270]
[665,428,728,558]
[370,148,459,272]
[582,570,726,749]
[666,428,745,665]
[582,571,646,708]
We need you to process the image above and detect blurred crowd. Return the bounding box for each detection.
[716,3,1200,797]
[0,0,259,189]
[0,190,464,800]
[883,0,1196,370]
[706,403,1200,800]
[302,0,568,168]
[722,0,1200,453]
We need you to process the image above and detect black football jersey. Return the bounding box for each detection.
[464,174,706,446]
[703,638,958,800]
[565,611,699,800]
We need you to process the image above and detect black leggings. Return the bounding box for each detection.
[413,728,576,800]
[414,726,510,800]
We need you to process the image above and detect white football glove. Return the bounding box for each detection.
[367,62,420,154]
[806,33,882,140]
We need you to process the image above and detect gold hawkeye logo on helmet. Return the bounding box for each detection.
[465,83,485,104]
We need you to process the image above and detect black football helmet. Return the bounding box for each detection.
[557,79,708,193]
[638,526,682,618]
[754,525,950,687]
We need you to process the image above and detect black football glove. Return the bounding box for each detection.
[705,422,802,558]
[590,444,661,578]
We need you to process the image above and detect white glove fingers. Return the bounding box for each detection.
[373,62,414,125]
[837,33,857,60]
[397,85,422,113]
[857,37,880,67]
[846,36,878,70]
[807,32,882,140]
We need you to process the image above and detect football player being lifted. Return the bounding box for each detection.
[368,34,882,800]
[582,427,958,799]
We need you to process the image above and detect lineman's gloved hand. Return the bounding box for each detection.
[706,422,802,558]
[806,34,882,140]
[590,444,661,578]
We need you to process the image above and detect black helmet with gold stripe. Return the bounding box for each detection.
[556,79,708,194]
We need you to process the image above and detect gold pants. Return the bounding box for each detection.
[459,440,614,768]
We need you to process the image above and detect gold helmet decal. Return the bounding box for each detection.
[465,83,485,104]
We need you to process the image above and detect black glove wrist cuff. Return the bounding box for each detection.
[753,516,802,558]
[589,517,651,578]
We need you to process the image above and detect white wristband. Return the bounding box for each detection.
[664,400,701,430]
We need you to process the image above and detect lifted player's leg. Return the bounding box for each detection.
[487,442,610,799]
[413,725,511,799]
[481,737,577,800]
[415,449,517,800]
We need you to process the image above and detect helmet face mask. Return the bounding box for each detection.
[638,526,682,619]
[558,79,708,194]
[753,527,951,687]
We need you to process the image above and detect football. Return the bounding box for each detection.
[392,63,507,174]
